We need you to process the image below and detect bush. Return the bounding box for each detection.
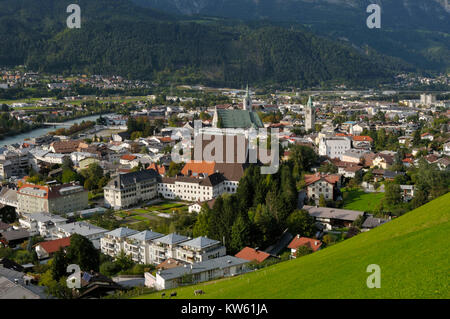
[296,245,313,257]
[100,261,121,277]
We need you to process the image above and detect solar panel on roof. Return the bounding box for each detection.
[82,272,92,282]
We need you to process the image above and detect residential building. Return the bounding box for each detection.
[0,150,29,179]
[288,235,322,258]
[0,187,18,208]
[361,216,389,231]
[145,255,249,290]
[235,247,272,264]
[123,230,164,264]
[17,183,89,215]
[19,212,67,238]
[52,222,108,249]
[175,237,226,264]
[35,237,71,260]
[100,227,139,258]
[304,173,342,202]
[303,205,365,230]
[104,170,158,210]
[341,149,368,164]
[149,233,190,265]
[319,137,352,160]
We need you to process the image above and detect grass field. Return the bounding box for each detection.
[342,188,384,212]
[135,192,450,299]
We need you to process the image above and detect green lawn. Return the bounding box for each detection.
[135,192,450,299]
[342,188,384,212]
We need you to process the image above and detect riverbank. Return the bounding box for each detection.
[0,113,116,146]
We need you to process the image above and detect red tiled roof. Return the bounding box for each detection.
[353,135,373,143]
[304,173,341,186]
[147,163,166,175]
[159,137,172,143]
[235,247,271,263]
[120,154,137,161]
[288,236,322,252]
[38,237,71,254]
[181,161,216,176]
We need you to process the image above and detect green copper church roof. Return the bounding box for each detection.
[307,96,313,107]
[216,109,264,129]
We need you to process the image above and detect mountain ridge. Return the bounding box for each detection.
[132,0,450,72]
[0,0,409,88]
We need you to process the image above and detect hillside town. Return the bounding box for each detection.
[0,76,449,299]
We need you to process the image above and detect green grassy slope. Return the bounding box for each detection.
[136,193,450,299]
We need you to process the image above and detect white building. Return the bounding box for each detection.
[157,173,225,202]
[100,227,139,258]
[123,230,164,265]
[175,237,226,264]
[146,255,249,290]
[18,212,68,238]
[52,221,108,249]
[319,137,352,160]
[104,170,158,210]
[149,233,190,265]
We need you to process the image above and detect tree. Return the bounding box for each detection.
[115,250,133,272]
[385,182,402,207]
[286,210,315,238]
[319,194,327,207]
[66,234,100,272]
[51,248,68,281]
[193,205,212,238]
[352,215,366,229]
[100,261,121,277]
[230,214,251,253]
[61,168,78,184]
[167,161,183,177]
[295,245,313,258]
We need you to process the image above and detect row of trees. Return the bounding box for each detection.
[193,156,317,254]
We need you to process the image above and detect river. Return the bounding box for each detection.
[1,113,115,146]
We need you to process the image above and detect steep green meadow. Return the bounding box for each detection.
[136,193,450,299]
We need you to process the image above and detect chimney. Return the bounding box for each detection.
[297,234,300,239]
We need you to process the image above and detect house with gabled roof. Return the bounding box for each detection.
[303,206,365,230]
[288,235,322,258]
[235,247,272,264]
[35,237,71,260]
[304,173,343,203]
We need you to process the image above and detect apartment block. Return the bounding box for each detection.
[175,236,226,264]
[17,183,89,215]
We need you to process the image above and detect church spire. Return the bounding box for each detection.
[307,95,313,108]
[243,84,252,111]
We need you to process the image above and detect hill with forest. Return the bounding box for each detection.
[133,0,450,73]
[136,192,450,299]
[0,0,415,88]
